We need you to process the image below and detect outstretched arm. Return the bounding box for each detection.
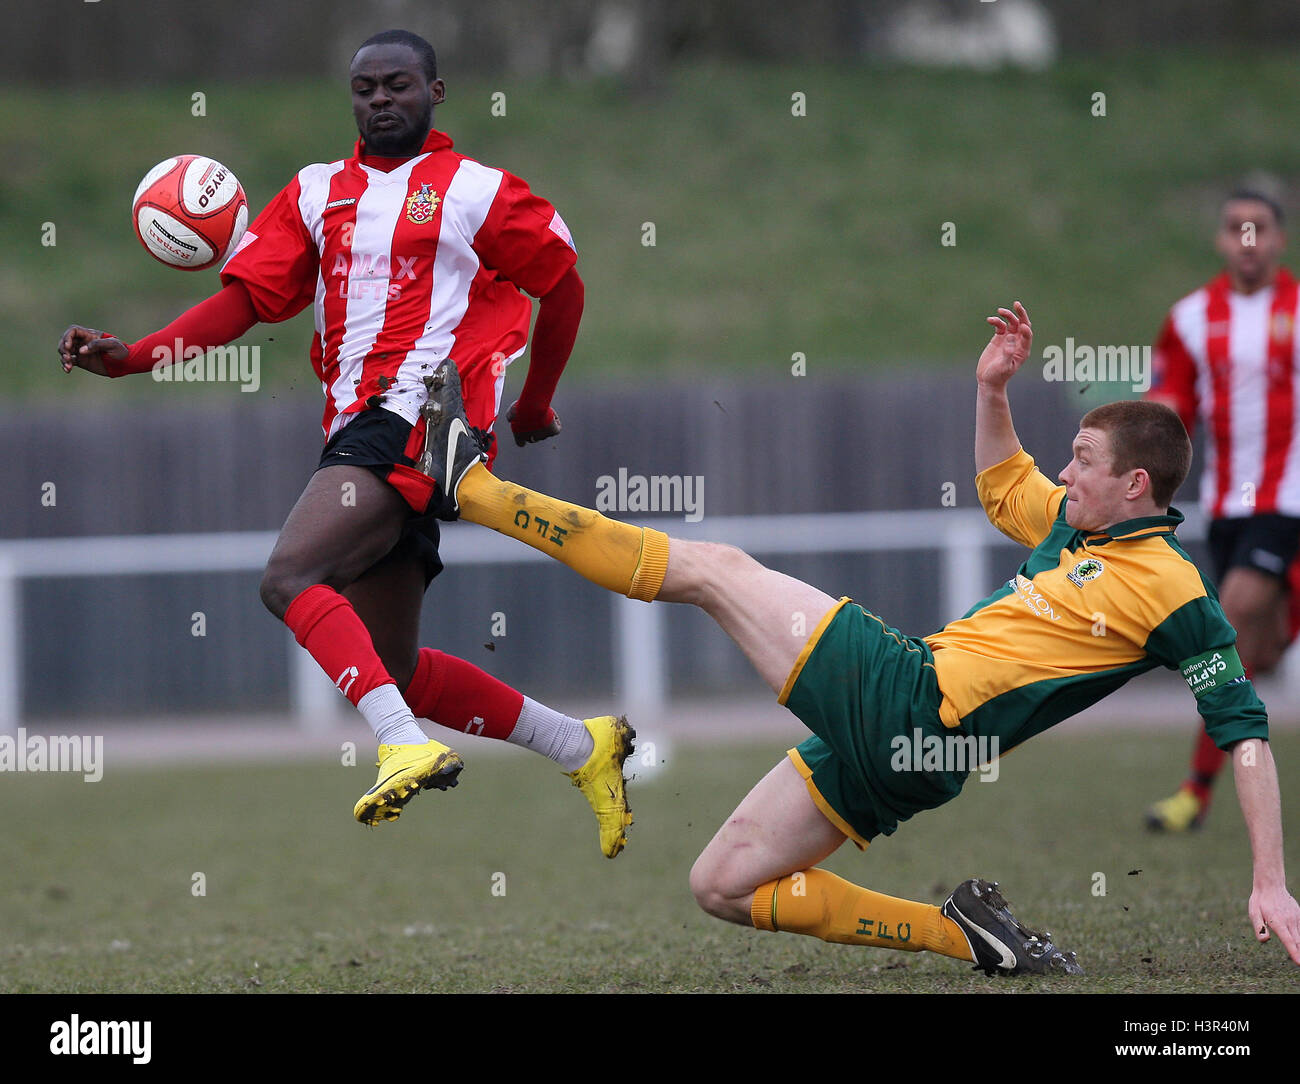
[58,280,259,379]
[1232,738,1300,963]
[975,300,1034,473]
[506,266,584,446]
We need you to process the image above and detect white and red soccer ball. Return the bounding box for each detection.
[132,154,248,271]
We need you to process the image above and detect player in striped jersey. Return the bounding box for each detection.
[1145,189,1300,832]
[56,29,634,857]
[419,302,1300,973]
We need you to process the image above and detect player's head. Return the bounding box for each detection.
[1058,401,1191,530]
[1216,188,1286,294]
[350,30,445,156]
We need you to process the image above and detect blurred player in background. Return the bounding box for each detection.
[1145,188,1300,832]
[57,28,634,856]
[414,302,1300,974]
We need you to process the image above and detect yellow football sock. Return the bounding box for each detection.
[456,463,670,601]
[750,869,973,961]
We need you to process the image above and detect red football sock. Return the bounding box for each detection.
[403,647,524,740]
[1186,729,1228,805]
[283,585,395,707]
[1184,663,1254,803]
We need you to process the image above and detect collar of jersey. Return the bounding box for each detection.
[1082,506,1184,545]
[352,128,454,174]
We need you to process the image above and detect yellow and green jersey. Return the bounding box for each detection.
[923,448,1268,754]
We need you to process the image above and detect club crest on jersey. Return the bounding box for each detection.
[1067,558,1104,587]
[405,183,441,224]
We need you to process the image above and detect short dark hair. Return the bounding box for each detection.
[1224,188,1285,228]
[1079,400,1191,509]
[353,29,437,83]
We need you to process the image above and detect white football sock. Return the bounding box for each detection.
[506,697,593,771]
[359,683,430,746]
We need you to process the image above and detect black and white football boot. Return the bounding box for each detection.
[416,360,488,521]
[942,878,1084,976]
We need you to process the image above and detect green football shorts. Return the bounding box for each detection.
[779,598,969,847]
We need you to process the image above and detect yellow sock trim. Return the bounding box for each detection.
[750,880,778,932]
[628,528,670,602]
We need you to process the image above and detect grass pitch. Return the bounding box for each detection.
[0,727,1297,995]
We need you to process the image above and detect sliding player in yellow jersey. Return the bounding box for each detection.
[417,301,1300,975]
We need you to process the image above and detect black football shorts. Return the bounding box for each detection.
[316,406,444,587]
[1207,514,1300,584]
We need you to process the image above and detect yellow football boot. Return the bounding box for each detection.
[354,739,464,826]
[1144,786,1206,832]
[567,716,635,858]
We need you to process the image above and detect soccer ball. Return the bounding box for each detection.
[132,155,248,271]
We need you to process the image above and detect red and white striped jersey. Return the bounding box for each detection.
[219,129,576,448]
[1149,268,1300,518]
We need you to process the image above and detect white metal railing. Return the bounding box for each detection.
[0,507,1211,732]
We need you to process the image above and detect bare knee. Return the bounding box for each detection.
[260,562,312,622]
[701,541,759,581]
[260,551,373,621]
[1222,601,1287,672]
[1247,638,1285,674]
[260,555,347,622]
[688,853,732,920]
[689,845,757,926]
[1221,571,1289,670]
[668,541,758,608]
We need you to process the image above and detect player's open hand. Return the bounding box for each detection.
[58,325,127,377]
[976,301,1033,390]
[506,400,562,447]
[1249,884,1300,965]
